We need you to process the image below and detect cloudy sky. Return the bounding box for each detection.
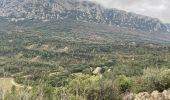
[89,0,170,23]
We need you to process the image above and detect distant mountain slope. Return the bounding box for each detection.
[166,24,170,29]
[1,17,170,45]
[0,0,170,33]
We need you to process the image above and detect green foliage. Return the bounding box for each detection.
[55,73,120,100]
[115,75,132,93]
[160,70,170,89]
[130,68,170,93]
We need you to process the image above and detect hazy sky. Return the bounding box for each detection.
[89,0,170,23]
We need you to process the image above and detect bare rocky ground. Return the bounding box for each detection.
[123,89,170,100]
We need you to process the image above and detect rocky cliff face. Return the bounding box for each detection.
[166,24,170,30]
[0,0,169,33]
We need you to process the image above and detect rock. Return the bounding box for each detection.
[124,89,170,100]
[92,67,105,75]
[135,92,150,100]
[162,89,170,100]
[107,69,111,72]
[123,93,135,100]
[150,91,164,100]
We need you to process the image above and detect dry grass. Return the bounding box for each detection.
[0,78,32,93]
[0,78,15,93]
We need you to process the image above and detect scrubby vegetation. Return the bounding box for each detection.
[1,20,170,100]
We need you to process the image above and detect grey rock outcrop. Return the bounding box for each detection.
[0,0,169,33]
[123,89,170,100]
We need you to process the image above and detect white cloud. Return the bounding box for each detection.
[89,0,170,23]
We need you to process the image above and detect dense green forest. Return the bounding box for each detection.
[1,19,170,100]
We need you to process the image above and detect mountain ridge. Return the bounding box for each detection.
[0,0,169,33]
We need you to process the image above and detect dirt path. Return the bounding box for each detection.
[11,78,24,88]
[11,78,32,90]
